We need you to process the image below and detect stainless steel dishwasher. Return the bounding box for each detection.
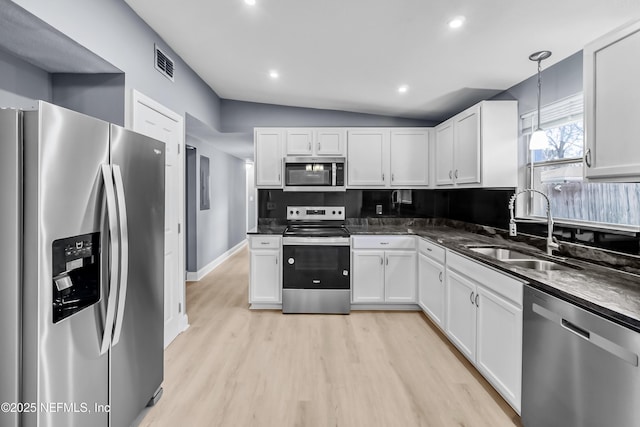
[522,285,639,427]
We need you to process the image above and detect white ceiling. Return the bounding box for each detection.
[125,0,640,121]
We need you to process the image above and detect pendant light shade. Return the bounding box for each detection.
[529,129,548,150]
[528,50,552,151]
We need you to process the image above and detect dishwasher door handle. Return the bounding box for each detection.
[562,319,590,340]
[533,302,639,367]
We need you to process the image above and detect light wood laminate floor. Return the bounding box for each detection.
[139,246,521,427]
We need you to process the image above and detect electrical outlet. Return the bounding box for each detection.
[267,202,276,210]
[509,222,517,236]
[376,204,383,215]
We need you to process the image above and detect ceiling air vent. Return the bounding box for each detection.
[154,45,174,82]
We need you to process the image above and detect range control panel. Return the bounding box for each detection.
[286,206,345,221]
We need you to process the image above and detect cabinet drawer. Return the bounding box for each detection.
[419,238,445,263]
[250,235,281,249]
[352,235,416,249]
[447,250,524,305]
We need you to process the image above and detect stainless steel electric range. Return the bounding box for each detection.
[282,206,350,314]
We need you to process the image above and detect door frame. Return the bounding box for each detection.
[129,89,188,347]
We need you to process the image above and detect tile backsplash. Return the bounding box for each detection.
[258,188,640,255]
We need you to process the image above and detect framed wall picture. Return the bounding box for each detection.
[200,155,210,210]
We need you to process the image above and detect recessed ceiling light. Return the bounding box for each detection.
[269,70,279,79]
[244,0,256,5]
[448,16,466,29]
[398,85,409,93]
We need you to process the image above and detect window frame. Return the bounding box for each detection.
[521,93,640,233]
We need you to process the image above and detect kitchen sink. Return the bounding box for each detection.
[500,259,569,271]
[468,246,530,260]
[467,245,574,271]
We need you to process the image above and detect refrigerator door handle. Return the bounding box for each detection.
[111,164,129,346]
[100,164,120,355]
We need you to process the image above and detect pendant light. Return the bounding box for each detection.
[529,50,552,150]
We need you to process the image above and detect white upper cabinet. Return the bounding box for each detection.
[389,129,429,186]
[285,128,345,156]
[347,129,389,187]
[453,106,481,185]
[434,101,517,188]
[584,20,640,181]
[347,128,430,188]
[435,120,455,185]
[255,128,283,187]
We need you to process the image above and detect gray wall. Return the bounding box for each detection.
[185,146,198,272]
[52,73,126,124]
[492,51,583,117]
[186,134,246,273]
[14,0,222,132]
[0,48,50,108]
[220,99,436,133]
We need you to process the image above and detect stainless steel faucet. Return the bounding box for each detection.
[508,189,559,255]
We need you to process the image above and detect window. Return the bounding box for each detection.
[522,94,640,229]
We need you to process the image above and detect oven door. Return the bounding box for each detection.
[282,243,350,290]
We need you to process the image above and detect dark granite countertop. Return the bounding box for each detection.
[347,219,640,333]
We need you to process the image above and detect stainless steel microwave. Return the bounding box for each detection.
[283,157,346,191]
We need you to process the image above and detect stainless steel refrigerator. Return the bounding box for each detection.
[0,101,165,427]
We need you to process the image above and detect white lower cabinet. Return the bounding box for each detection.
[351,250,385,303]
[351,236,417,304]
[418,239,446,329]
[248,235,281,305]
[445,250,523,414]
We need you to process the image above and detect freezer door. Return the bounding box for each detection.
[22,102,111,427]
[0,109,22,427]
[109,125,165,427]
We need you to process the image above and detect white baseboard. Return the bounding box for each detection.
[186,240,247,282]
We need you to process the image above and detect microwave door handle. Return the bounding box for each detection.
[99,164,120,355]
[332,163,337,186]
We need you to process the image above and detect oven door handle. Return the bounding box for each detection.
[282,237,350,246]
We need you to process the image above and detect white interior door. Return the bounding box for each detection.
[130,90,187,348]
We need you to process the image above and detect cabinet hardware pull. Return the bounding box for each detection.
[275,258,278,264]
[317,142,321,151]
[454,169,459,179]
[475,293,479,307]
[470,291,475,304]
[392,173,395,181]
[382,173,385,181]
[308,142,311,151]
[449,170,453,179]
[380,257,383,265]
[380,242,389,245]
[386,257,389,265]
[438,271,443,282]
[584,148,592,168]
[260,242,269,245]
[427,248,432,252]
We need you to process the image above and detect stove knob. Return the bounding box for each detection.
[338,210,342,215]
[332,210,336,215]
[288,258,295,265]
[296,210,300,214]
[289,210,293,215]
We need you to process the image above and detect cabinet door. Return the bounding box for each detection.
[316,129,345,156]
[249,250,281,303]
[286,129,313,155]
[418,253,445,328]
[351,250,385,303]
[255,130,283,187]
[584,22,640,180]
[435,120,454,186]
[389,129,429,186]
[347,129,389,186]
[454,106,481,185]
[476,286,522,413]
[445,269,476,361]
[385,251,417,303]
